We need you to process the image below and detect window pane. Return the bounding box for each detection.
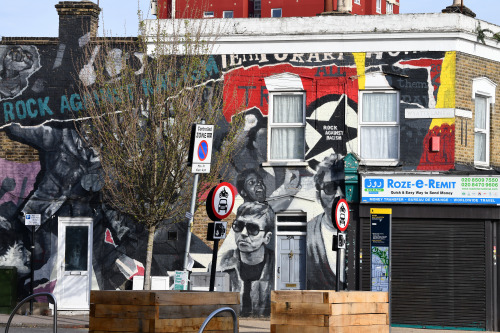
[272,8,282,17]
[360,126,398,159]
[65,226,88,271]
[474,132,486,162]
[273,95,303,123]
[475,96,487,130]
[362,93,397,123]
[270,127,304,159]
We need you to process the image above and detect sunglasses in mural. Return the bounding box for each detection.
[318,180,342,195]
[231,220,265,236]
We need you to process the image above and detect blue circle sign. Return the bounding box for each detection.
[198,140,209,161]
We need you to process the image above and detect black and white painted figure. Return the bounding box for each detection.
[306,153,345,290]
[236,169,267,203]
[235,168,301,213]
[0,46,38,99]
[6,124,102,226]
[218,202,274,317]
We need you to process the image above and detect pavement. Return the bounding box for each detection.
[0,313,496,332]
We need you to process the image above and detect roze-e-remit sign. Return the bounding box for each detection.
[362,175,500,205]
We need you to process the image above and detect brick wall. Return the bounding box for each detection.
[192,206,236,249]
[455,52,500,168]
[0,132,39,163]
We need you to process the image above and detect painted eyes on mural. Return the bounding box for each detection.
[320,181,341,195]
[246,178,264,187]
[232,220,265,236]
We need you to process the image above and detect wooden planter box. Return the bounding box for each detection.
[271,290,389,333]
[90,290,239,333]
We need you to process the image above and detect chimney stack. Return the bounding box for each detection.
[56,1,101,43]
[442,0,476,18]
[320,0,352,16]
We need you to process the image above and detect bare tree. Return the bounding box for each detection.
[75,13,243,290]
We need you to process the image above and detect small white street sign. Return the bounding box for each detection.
[25,214,41,226]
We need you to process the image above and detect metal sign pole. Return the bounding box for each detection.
[209,238,219,291]
[183,172,199,271]
[30,225,35,315]
[336,246,341,292]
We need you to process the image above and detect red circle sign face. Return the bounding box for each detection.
[210,182,236,220]
[197,140,209,161]
[334,198,350,232]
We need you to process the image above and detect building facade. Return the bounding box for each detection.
[152,0,400,19]
[145,10,500,330]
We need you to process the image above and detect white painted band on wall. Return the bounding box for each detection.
[405,108,455,119]
[455,108,472,118]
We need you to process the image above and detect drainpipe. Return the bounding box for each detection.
[324,0,333,12]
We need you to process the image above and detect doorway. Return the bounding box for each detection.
[55,217,93,310]
[276,235,306,290]
[275,213,307,290]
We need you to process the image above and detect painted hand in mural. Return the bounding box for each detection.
[0,177,16,200]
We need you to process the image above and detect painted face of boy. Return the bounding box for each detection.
[242,173,266,203]
[233,214,271,254]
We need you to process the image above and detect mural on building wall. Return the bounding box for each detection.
[0,38,454,313]
[0,158,40,285]
[0,42,213,299]
[216,51,453,315]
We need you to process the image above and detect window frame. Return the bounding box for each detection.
[354,0,360,4]
[472,77,496,169]
[267,91,306,164]
[386,2,393,14]
[474,94,491,167]
[376,0,382,13]
[203,11,214,18]
[358,90,400,166]
[271,8,282,17]
[223,10,234,18]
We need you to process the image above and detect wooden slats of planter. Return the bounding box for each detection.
[90,290,239,333]
[271,291,389,333]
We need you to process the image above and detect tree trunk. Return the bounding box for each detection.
[143,224,156,290]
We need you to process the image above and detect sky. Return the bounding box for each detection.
[0,0,499,38]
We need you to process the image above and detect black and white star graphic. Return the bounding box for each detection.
[305,94,358,170]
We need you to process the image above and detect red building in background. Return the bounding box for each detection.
[152,0,399,19]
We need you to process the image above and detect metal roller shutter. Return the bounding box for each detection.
[362,218,486,330]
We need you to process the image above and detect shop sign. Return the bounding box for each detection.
[173,270,189,290]
[362,175,500,205]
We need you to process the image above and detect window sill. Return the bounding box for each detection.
[474,163,492,170]
[262,161,309,167]
[360,160,399,167]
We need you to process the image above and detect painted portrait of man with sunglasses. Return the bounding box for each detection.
[218,202,274,317]
[306,153,345,290]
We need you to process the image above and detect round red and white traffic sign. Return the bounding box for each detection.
[334,198,350,232]
[208,182,236,220]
